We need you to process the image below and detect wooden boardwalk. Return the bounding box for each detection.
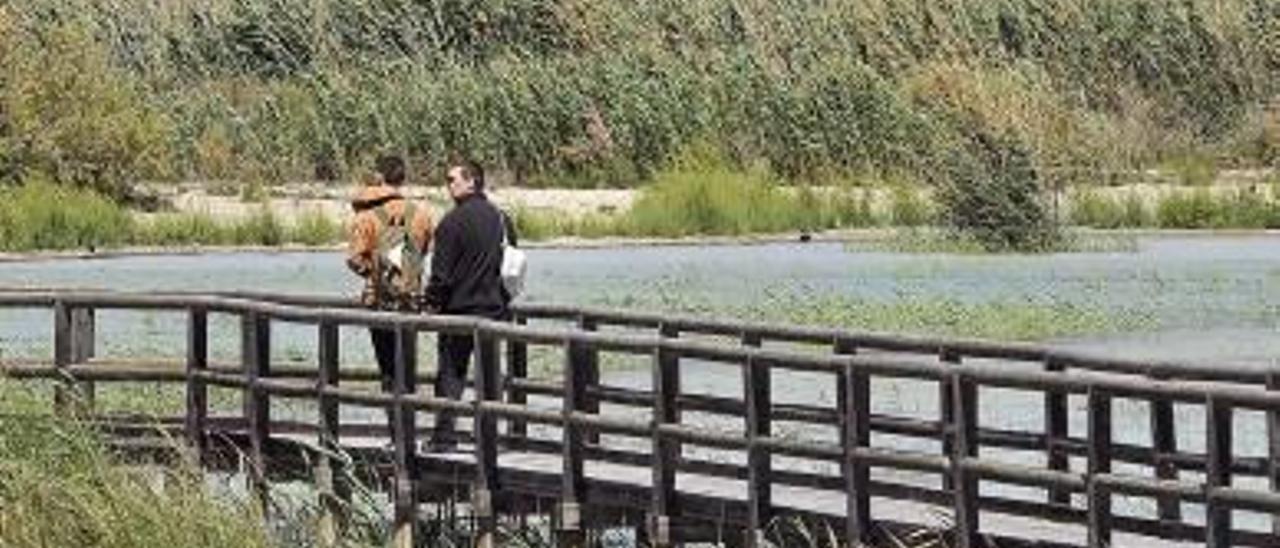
[315,437,1197,548]
[3,288,1280,547]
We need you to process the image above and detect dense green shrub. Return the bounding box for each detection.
[0,14,171,197]
[934,130,1061,251]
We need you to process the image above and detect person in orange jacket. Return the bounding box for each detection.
[346,155,433,413]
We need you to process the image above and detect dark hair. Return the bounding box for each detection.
[376,155,406,186]
[458,159,485,190]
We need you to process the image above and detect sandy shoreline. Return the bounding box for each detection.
[144,183,637,225]
[134,175,1280,228]
[4,228,1280,264]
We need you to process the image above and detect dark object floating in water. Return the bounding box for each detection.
[799,232,812,243]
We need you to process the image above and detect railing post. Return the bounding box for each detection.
[1149,372,1180,523]
[474,329,501,548]
[836,338,872,546]
[52,300,72,416]
[1267,371,1280,536]
[391,324,418,548]
[951,372,980,548]
[507,313,529,448]
[186,308,208,465]
[741,332,770,548]
[71,306,95,414]
[557,337,590,548]
[1205,397,1233,548]
[242,311,271,514]
[939,349,961,493]
[649,324,680,548]
[577,314,601,447]
[1044,357,1070,506]
[1086,387,1112,548]
[316,320,348,547]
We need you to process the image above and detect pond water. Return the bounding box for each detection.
[2,235,1279,534]
[3,235,1279,361]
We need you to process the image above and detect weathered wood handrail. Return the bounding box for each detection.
[2,289,1279,547]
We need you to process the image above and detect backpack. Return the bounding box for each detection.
[372,202,424,310]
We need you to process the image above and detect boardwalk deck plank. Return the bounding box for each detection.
[293,434,1199,548]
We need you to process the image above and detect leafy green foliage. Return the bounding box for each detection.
[934,130,1061,251]
[0,12,171,197]
[3,0,1278,187]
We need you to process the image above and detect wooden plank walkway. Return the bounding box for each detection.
[317,434,1199,548]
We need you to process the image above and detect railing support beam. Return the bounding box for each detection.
[474,330,501,548]
[391,325,418,548]
[185,309,208,465]
[242,311,271,516]
[1087,388,1112,548]
[649,324,680,548]
[742,333,771,548]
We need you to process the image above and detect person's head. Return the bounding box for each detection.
[445,159,484,201]
[376,155,406,187]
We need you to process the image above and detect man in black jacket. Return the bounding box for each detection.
[422,159,516,450]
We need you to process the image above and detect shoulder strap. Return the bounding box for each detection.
[373,205,391,226]
[374,203,405,227]
[498,210,509,246]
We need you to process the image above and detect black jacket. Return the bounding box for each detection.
[423,193,517,318]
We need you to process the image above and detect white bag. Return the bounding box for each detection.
[499,213,527,299]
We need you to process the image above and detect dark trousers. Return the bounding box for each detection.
[370,327,398,392]
[370,327,398,436]
[430,332,475,445]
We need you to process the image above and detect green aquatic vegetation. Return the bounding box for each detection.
[594,279,1156,343]
[846,229,1138,255]
[749,294,1154,342]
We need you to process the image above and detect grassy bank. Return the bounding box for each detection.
[9,174,1280,253]
[0,382,270,548]
[512,165,924,240]
[514,167,1280,243]
[0,180,343,252]
[1071,186,1280,229]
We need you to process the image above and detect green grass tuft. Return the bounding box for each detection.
[0,177,135,251]
[0,381,271,548]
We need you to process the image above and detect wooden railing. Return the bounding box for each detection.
[1,289,1279,547]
